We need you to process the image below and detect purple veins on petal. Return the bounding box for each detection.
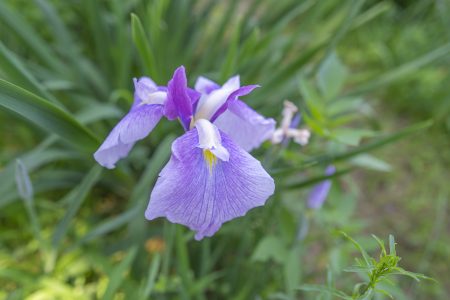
[307,165,336,209]
[145,120,275,240]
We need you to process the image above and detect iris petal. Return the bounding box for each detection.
[214,100,275,152]
[145,127,275,240]
[93,104,164,169]
[165,66,196,130]
[210,85,259,122]
[194,76,220,94]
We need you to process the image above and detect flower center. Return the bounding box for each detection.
[195,119,230,173]
[203,149,218,173]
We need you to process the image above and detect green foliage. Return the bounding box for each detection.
[299,234,433,300]
[0,0,445,299]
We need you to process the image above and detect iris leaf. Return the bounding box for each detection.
[52,165,103,249]
[0,79,99,152]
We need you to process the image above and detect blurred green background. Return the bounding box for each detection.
[0,0,449,299]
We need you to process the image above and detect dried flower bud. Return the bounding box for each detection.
[281,101,298,132]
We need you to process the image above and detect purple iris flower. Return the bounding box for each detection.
[307,165,336,210]
[94,66,275,240]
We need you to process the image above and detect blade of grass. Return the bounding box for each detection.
[101,247,138,300]
[0,149,80,203]
[272,120,433,174]
[219,20,241,82]
[83,0,111,78]
[52,165,103,249]
[75,206,140,247]
[283,168,353,189]
[33,0,109,95]
[0,1,67,73]
[140,253,161,298]
[318,0,367,68]
[345,42,450,96]
[0,79,99,152]
[0,41,59,105]
[131,13,158,81]
[176,226,192,299]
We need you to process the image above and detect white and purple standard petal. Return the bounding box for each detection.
[210,84,259,121]
[194,75,259,123]
[164,66,199,130]
[94,105,164,169]
[145,119,275,240]
[214,100,275,152]
[307,165,336,209]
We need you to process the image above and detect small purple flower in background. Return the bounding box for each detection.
[307,165,336,209]
[272,101,310,146]
[94,66,275,240]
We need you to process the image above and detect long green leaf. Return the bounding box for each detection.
[131,13,158,81]
[0,1,66,73]
[0,149,80,202]
[0,79,99,152]
[76,207,140,247]
[307,120,433,165]
[52,165,103,249]
[101,247,138,300]
[0,41,59,104]
[345,42,450,96]
[318,0,367,67]
[140,253,161,298]
[272,120,433,174]
[283,168,353,190]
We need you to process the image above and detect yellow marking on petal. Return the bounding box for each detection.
[203,149,217,174]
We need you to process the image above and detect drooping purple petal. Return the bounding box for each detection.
[194,76,220,94]
[145,126,275,240]
[164,66,195,130]
[307,165,336,209]
[214,100,275,152]
[93,104,164,169]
